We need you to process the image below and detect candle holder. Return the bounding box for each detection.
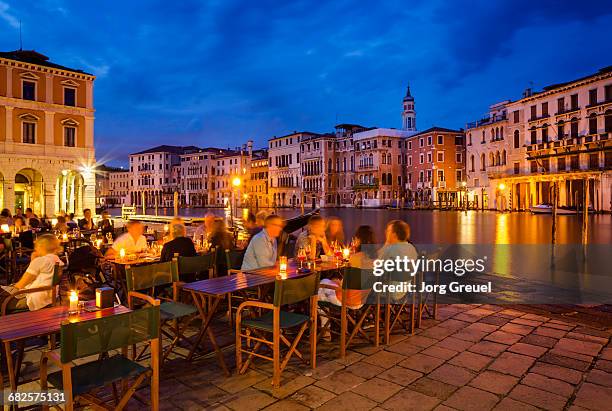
[119,248,126,261]
[278,256,288,279]
[69,290,79,314]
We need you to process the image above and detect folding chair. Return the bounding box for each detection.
[178,252,216,282]
[225,249,245,273]
[125,259,198,363]
[0,237,16,284]
[236,273,320,388]
[317,267,380,358]
[383,269,417,344]
[40,303,161,411]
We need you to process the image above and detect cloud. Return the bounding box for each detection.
[0,1,19,29]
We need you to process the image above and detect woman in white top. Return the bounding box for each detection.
[106,220,148,257]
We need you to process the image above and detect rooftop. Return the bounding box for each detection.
[0,50,93,76]
[131,145,202,156]
[409,126,464,137]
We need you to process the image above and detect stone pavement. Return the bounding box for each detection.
[12,304,612,410]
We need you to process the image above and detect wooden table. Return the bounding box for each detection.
[182,259,341,371]
[0,301,130,391]
[106,254,161,301]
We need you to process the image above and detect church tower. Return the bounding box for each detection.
[402,85,416,131]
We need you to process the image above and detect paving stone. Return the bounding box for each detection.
[469,370,519,395]
[493,397,540,411]
[465,322,499,333]
[539,352,590,371]
[464,308,496,318]
[310,360,345,379]
[262,399,310,411]
[318,391,378,411]
[565,332,609,345]
[291,385,336,408]
[409,377,457,400]
[399,353,446,373]
[314,370,366,394]
[452,329,489,342]
[548,347,594,363]
[542,321,574,331]
[586,369,612,387]
[571,382,612,410]
[346,361,386,379]
[437,319,471,332]
[253,375,315,399]
[572,326,611,339]
[534,326,567,339]
[488,352,535,377]
[555,337,603,357]
[428,364,476,387]
[385,340,422,356]
[378,365,423,386]
[352,377,403,403]
[521,313,550,322]
[382,388,441,411]
[508,384,568,411]
[212,370,270,394]
[469,340,508,357]
[362,350,406,369]
[448,351,492,371]
[508,342,548,358]
[420,326,455,340]
[510,318,543,327]
[521,372,575,397]
[224,388,276,410]
[600,347,612,361]
[435,336,474,352]
[443,386,500,411]
[480,315,512,326]
[596,359,612,373]
[453,313,481,323]
[421,345,458,360]
[520,334,558,348]
[432,405,456,411]
[530,362,583,384]
[334,350,366,366]
[497,309,525,318]
[407,335,440,348]
[485,331,522,345]
[500,323,534,336]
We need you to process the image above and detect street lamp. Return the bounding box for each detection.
[231,177,242,225]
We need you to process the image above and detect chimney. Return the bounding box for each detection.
[522,88,533,98]
[247,140,253,156]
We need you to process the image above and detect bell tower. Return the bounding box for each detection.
[402,85,416,131]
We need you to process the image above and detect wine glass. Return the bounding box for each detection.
[297,247,307,269]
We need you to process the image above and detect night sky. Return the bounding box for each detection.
[1,0,611,166]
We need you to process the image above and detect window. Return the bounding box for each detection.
[455,136,463,145]
[557,157,566,171]
[456,152,462,163]
[408,156,412,166]
[64,88,76,106]
[456,170,462,182]
[513,110,520,123]
[570,119,579,137]
[557,97,564,114]
[589,88,598,106]
[427,152,432,163]
[542,102,548,116]
[437,170,444,182]
[570,93,578,110]
[64,127,76,147]
[530,161,538,173]
[437,151,444,162]
[541,126,548,143]
[22,81,36,100]
[470,155,474,172]
[606,85,612,102]
[23,122,36,144]
[419,154,424,164]
[514,130,520,148]
[419,138,424,147]
[530,105,537,120]
[427,136,432,145]
[589,114,598,135]
[557,121,565,139]
[514,162,520,175]
[530,129,537,144]
[437,135,443,145]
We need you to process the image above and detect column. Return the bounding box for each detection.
[45,74,53,104]
[85,81,94,109]
[82,172,96,216]
[45,111,55,145]
[5,106,13,142]
[44,177,56,217]
[4,175,15,213]
[6,67,12,98]
[84,116,94,148]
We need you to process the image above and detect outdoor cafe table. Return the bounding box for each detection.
[106,254,161,301]
[0,301,130,391]
[181,259,342,372]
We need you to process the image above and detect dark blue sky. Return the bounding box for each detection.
[1,1,611,166]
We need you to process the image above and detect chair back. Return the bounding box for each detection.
[178,252,215,280]
[60,304,160,363]
[342,267,373,291]
[52,263,63,286]
[125,259,178,292]
[225,249,245,271]
[273,273,320,307]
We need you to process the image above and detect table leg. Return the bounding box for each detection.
[4,341,16,391]
[187,293,229,375]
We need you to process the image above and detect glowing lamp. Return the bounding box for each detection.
[342,248,350,260]
[69,290,79,314]
[0,224,9,233]
[232,177,241,187]
[163,224,169,232]
[96,239,103,248]
[498,183,506,191]
[51,218,58,226]
[119,248,126,260]
[62,233,68,241]
[279,256,288,279]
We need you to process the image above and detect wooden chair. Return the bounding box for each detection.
[40,302,161,411]
[0,237,16,284]
[125,259,198,363]
[317,267,380,358]
[383,269,417,344]
[236,273,320,388]
[225,249,245,273]
[178,251,216,281]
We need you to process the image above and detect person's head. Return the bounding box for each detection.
[385,220,410,244]
[69,213,75,221]
[13,216,24,229]
[83,209,92,219]
[101,210,110,220]
[34,234,61,256]
[264,215,284,238]
[255,210,268,227]
[29,218,40,230]
[307,215,326,236]
[0,209,9,218]
[353,225,377,258]
[126,221,144,238]
[56,216,66,225]
[211,218,226,233]
[25,208,33,216]
[326,217,344,238]
[15,207,22,215]
[204,214,216,231]
[171,222,187,239]
[245,212,256,229]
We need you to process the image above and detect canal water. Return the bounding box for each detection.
[110,207,612,245]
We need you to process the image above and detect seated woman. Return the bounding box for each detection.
[0,234,63,313]
[318,225,376,310]
[295,216,332,260]
[209,218,234,275]
[160,222,197,262]
[54,215,70,234]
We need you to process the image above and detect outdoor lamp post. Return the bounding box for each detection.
[231,177,241,223]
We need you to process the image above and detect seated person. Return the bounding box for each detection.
[67,213,78,229]
[18,217,38,250]
[209,218,235,275]
[54,216,70,234]
[295,215,332,260]
[241,215,283,271]
[105,221,147,257]
[78,208,95,231]
[97,210,114,237]
[193,214,215,243]
[377,220,418,302]
[0,234,63,312]
[318,225,376,310]
[160,222,197,262]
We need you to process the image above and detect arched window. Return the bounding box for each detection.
[369,153,373,166]
[489,152,495,167]
[570,118,579,137]
[502,150,507,165]
[495,151,501,166]
[495,128,499,140]
[468,133,472,145]
[481,153,486,170]
[470,155,475,172]
[589,113,598,135]
[557,120,565,139]
[491,129,495,141]
[500,126,504,139]
[513,130,520,148]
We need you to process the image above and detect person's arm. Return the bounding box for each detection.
[14,272,37,289]
[319,235,332,255]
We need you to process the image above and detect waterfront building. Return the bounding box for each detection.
[213,142,252,206]
[299,131,336,208]
[129,145,199,208]
[106,168,130,207]
[179,148,220,207]
[405,127,465,206]
[465,102,510,209]
[248,149,269,209]
[352,127,412,207]
[402,85,417,131]
[268,132,308,207]
[468,66,612,211]
[96,165,127,208]
[0,50,96,217]
[332,124,362,206]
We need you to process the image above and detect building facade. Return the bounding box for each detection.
[268,132,306,207]
[213,144,252,207]
[0,50,96,217]
[179,149,219,207]
[248,149,269,209]
[107,169,130,207]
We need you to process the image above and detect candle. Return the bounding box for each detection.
[119,248,126,260]
[0,224,9,233]
[96,239,103,248]
[69,290,78,314]
[51,218,58,226]
[279,256,288,279]
[342,248,350,260]
[62,233,68,241]
[164,224,169,232]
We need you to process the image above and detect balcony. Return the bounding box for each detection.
[354,179,379,190]
[357,164,375,170]
[466,113,507,129]
[555,106,580,116]
[416,181,432,189]
[528,114,550,123]
[437,181,446,188]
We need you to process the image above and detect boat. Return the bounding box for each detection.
[283,208,319,233]
[529,204,593,215]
